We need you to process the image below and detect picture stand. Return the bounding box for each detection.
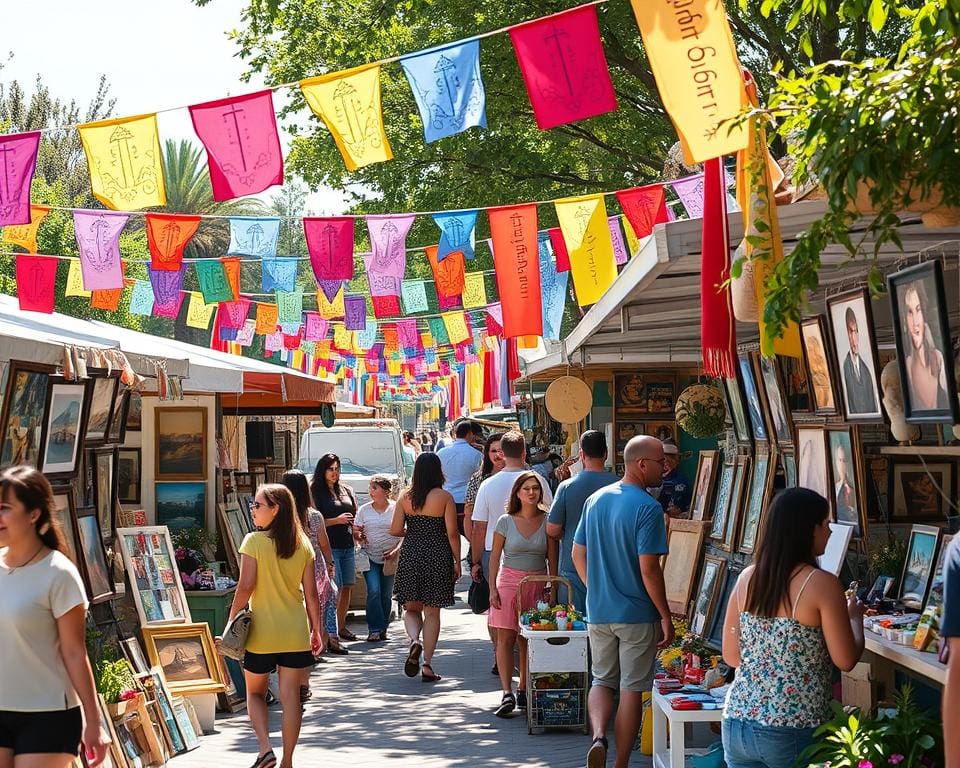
[184,692,216,734]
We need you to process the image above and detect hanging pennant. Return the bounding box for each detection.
[221,256,241,301]
[277,291,304,325]
[228,217,280,257]
[78,114,166,210]
[401,280,429,314]
[74,210,128,291]
[0,131,40,226]
[538,232,569,341]
[262,256,299,292]
[433,210,478,262]
[425,245,465,299]
[65,258,91,298]
[2,205,49,253]
[255,302,279,334]
[671,175,705,218]
[304,312,329,341]
[442,311,470,345]
[189,90,283,201]
[365,214,414,297]
[428,317,449,345]
[622,216,641,256]
[344,296,367,331]
[194,259,234,304]
[236,319,257,347]
[357,320,378,351]
[400,40,487,143]
[616,184,669,240]
[700,157,736,377]
[630,0,748,164]
[333,324,354,351]
[149,266,185,319]
[303,217,354,281]
[283,329,303,350]
[264,329,284,353]
[15,254,56,313]
[129,280,155,316]
[219,298,251,330]
[608,216,629,266]
[300,64,393,171]
[146,213,201,271]
[462,271,487,309]
[397,319,420,350]
[318,285,346,319]
[546,228,570,273]
[554,194,617,307]
[91,288,123,312]
[488,203,543,338]
[509,5,616,130]
[186,292,216,329]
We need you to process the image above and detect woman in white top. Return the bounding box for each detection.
[0,465,108,768]
[355,476,403,642]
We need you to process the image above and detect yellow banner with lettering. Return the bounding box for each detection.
[555,194,617,308]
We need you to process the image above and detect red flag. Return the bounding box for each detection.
[616,184,669,239]
[304,217,355,281]
[15,254,57,313]
[372,294,400,318]
[506,337,521,381]
[488,203,543,338]
[700,157,736,378]
[509,5,616,130]
[547,228,570,273]
[146,213,201,271]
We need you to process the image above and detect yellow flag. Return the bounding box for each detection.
[300,65,393,171]
[334,324,353,350]
[387,358,402,377]
[555,194,618,307]
[467,362,484,411]
[291,349,305,370]
[318,288,345,319]
[442,311,470,345]
[519,335,539,349]
[186,292,215,329]
[622,215,641,257]
[3,206,49,253]
[78,114,166,210]
[630,0,748,164]
[462,272,487,309]
[65,258,91,297]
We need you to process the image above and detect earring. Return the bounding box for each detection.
[38,522,50,535]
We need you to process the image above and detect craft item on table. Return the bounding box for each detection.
[15,254,57,313]
[489,203,543,337]
[433,210,478,261]
[79,114,166,210]
[149,267,186,319]
[2,205,49,253]
[0,131,40,226]
[228,216,280,257]
[554,194,616,307]
[304,217,354,281]
[74,210,128,291]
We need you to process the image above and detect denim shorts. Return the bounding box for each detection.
[331,546,356,586]
[722,717,817,768]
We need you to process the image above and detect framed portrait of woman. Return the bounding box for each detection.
[796,426,830,505]
[800,317,839,416]
[888,261,960,424]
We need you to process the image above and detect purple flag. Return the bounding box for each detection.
[608,216,629,266]
[149,266,186,319]
[365,214,414,297]
[0,131,40,226]
[318,279,343,303]
[344,296,367,331]
[671,174,705,219]
[74,210,128,290]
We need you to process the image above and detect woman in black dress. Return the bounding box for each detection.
[390,453,460,682]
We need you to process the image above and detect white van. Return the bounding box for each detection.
[298,419,407,506]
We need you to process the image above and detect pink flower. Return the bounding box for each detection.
[859,761,873,768]
[119,689,137,701]
[888,757,905,765]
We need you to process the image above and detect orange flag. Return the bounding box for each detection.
[2,205,49,253]
[425,245,465,298]
[488,203,543,338]
[146,213,200,271]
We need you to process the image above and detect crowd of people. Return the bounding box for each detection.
[3,419,960,768]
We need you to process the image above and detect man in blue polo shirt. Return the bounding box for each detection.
[437,419,482,536]
[573,435,674,768]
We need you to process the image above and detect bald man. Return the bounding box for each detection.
[572,435,674,768]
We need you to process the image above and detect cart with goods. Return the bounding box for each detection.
[517,575,590,735]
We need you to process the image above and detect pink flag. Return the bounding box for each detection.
[547,228,570,273]
[365,214,414,297]
[304,217,355,281]
[397,318,419,350]
[608,217,629,266]
[189,91,283,201]
[219,298,251,330]
[304,313,329,341]
[74,210,128,290]
[15,254,56,313]
[671,174,705,219]
[0,131,40,226]
[509,5,617,130]
[616,184,669,239]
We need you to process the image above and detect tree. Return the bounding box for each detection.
[268,181,309,256]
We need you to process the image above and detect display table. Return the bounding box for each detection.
[651,688,724,768]
[864,633,945,687]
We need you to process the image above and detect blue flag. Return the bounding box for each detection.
[262,256,298,292]
[400,39,487,144]
[228,217,280,257]
[538,231,569,341]
[433,210,477,262]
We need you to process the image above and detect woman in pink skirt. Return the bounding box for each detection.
[488,471,558,718]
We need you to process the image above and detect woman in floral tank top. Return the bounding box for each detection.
[720,488,866,768]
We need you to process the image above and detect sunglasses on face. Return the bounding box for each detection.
[251,501,272,510]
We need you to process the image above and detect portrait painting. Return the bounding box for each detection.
[156,482,206,531]
[892,463,953,520]
[690,556,726,636]
[900,525,941,608]
[801,317,838,415]
[156,407,207,480]
[888,261,960,424]
[723,376,751,443]
[40,381,89,478]
[118,447,142,504]
[615,421,645,455]
[757,356,792,444]
[738,354,767,441]
[827,428,861,535]
[77,510,113,603]
[739,451,773,554]
[691,450,719,521]
[709,463,735,542]
[647,421,676,443]
[0,363,49,468]
[797,427,829,501]
[827,289,883,422]
[85,372,119,445]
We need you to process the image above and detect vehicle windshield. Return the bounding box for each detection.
[299,430,400,475]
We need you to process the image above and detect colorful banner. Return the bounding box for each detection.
[700,157,736,377]
[630,0,748,164]
[397,318,420,350]
[129,280,155,316]
[442,311,470,345]
[304,313,329,341]
[78,114,165,210]
[344,296,367,331]
[221,257,241,301]
[317,279,343,304]
[608,216,629,266]
[509,5,616,130]
[672,174,705,219]
[428,317,449,345]
[74,210,128,291]
[195,259,234,304]
[276,291,303,325]
[65,258,91,298]
[304,217,354,281]
[236,320,256,347]
[616,184,669,240]
[229,217,280,257]
[262,256,299,292]
[255,302,279,334]
[462,271,487,309]
[433,209,477,261]
[400,279,429,313]
[90,288,122,312]
[546,228,570,273]
[186,291,216,329]
[2,205,49,253]
[145,213,200,271]
[488,203,543,338]
[0,131,40,226]
[189,90,283,200]
[538,231,568,341]
[219,298,251,330]
[15,254,56,313]
[300,64,393,171]
[365,214,414,296]
[554,193,617,307]
[318,285,346,319]
[425,245,465,299]
[400,40,487,143]
[149,266,185,319]
[357,320,378,350]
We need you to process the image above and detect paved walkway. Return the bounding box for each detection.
[175,581,657,768]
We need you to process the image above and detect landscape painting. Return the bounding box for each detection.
[156,482,206,531]
[41,381,89,477]
[156,408,207,480]
[86,374,119,445]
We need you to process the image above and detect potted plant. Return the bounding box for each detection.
[95,658,140,716]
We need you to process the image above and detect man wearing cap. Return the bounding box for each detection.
[654,439,691,518]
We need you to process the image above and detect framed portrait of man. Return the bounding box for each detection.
[826,426,865,537]
[826,289,883,422]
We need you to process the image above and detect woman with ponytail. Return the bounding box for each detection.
[0,465,108,767]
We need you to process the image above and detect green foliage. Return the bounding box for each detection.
[94,658,137,704]
[867,535,908,587]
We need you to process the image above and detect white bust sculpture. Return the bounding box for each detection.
[881,359,920,443]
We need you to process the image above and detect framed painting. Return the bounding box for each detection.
[826,426,865,536]
[899,525,941,609]
[126,391,142,431]
[646,421,676,443]
[155,407,207,481]
[116,526,191,626]
[156,482,206,531]
[138,667,186,756]
[888,260,960,423]
[91,446,117,541]
[217,503,243,575]
[664,519,711,615]
[121,636,150,676]
[708,566,743,649]
[645,379,676,414]
[781,354,812,413]
[796,426,830,503]
[781,448,798,488]
[85,370,120,446]
[0,361,50,468]
[690,450,720,521]
[107,388,131,444]
[614,373,648,412]
[737,353,768,443]
[690,555,726,636]
[755,355,793,445]
[891,463,954,520]
[615,420,645,456]
[721,455,751,552]
[826,289,884,422]
[39,379,91,479]
[708,462,735,544]
[76,508,114,604]
[818,522,854,576]
[141,622,226,696]
[723,375,751,443]
[925,534,954,611]
[171,697,201,750]
[50,486,82,574]
[117,447,142,504]
[800,316,839,415]
[738,448,777,555]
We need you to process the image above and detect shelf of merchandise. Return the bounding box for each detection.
[878,445,960,457]
[864,633,946,686]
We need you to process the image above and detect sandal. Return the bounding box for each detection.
[421,662,441,682]
[366,632,382,642]
[339,628,358,641]
[250,751,277,768]
[404,642,422,677]
[327,642,349,655]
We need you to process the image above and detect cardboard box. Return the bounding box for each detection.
[841,661,874,712]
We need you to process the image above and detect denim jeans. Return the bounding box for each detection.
[323,585,338,636]
[722,717,817,768]
[363,561,396,634]
[331,546,356,586]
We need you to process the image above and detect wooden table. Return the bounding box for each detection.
[864,633,945,687]
[651,688,724,768]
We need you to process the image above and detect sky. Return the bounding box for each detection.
[2,0,352,214]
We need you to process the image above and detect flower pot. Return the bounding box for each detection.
[106,692,144,719]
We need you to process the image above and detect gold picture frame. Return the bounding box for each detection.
[664,519,711,615]
[141,622,225,696]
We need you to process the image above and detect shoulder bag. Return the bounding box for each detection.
[219,607,252,661]
[468,572,490,615]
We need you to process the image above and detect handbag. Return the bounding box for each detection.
[355,545,371,574]
[383,552,399,577]
[219,607,252,661]
[468,572,490,614]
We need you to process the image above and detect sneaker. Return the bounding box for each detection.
[516,689,527,710]
[587,737,608,768]
[494,692,516,718]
